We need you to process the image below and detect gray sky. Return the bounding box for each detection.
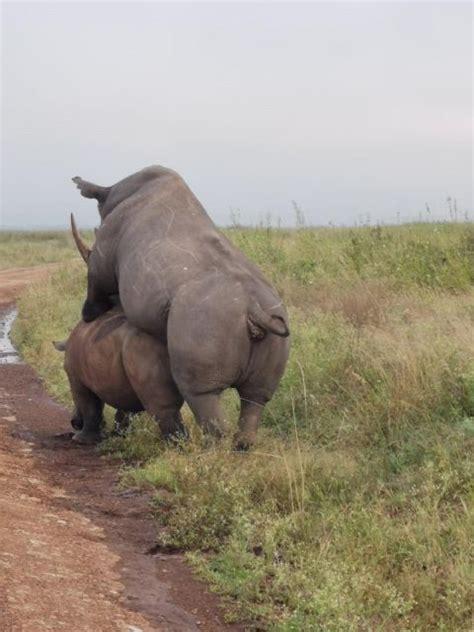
[1,1,472,228]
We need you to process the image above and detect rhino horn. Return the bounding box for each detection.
[70,213,91,263]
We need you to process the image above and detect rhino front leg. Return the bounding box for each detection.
[82,275,113,323]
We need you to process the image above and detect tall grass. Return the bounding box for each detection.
[0,229,95,269]
[11,223,474,629]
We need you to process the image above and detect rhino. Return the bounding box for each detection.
[54,311,183,444]
[73,165,290,449]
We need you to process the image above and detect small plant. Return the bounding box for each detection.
[292,201,306,229]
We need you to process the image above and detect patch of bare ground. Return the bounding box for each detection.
[0,265,62,306]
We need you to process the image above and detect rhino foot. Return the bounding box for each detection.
[71,416,83,431]
[82,299,111,323]
[72,430,101,445]
[232,432,255,452]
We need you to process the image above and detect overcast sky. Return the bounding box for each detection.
[1,1,472,228]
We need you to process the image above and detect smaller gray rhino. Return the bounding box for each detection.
[53,308,183,444]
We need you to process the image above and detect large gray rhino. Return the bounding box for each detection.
[73,165,289,448]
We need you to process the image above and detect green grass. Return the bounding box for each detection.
[0,229,95,269]
[10,222,474,630]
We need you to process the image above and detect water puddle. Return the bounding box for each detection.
[0,307,21,364]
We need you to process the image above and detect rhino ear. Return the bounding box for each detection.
[53,340,67,352]
[72,176,109,203]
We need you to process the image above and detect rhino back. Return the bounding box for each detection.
[65,312,141,410]
[100,166,180,219]
[89,165,284,336]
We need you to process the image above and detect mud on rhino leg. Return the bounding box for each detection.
[233,395,266,451]
[71,383,104,444]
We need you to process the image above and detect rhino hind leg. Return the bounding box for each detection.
[70,383,104,445]
[122,331,186,440]
[232,396,266,451]
[71,409,83,431]
[131,387,186,440]
[156,411,187,441]
[114,410,132,435]
[183,392,226,440]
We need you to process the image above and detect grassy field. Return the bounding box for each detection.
[8,222,474,630]
[0,229,97,269]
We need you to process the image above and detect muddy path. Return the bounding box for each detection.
[0,266,241,632]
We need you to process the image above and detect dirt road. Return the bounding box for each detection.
[0,267,238,632]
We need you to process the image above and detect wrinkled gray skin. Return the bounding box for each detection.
[73,165,290,448]
[54,308,184,445]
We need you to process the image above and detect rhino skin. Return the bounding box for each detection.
[73,165,290,448]
[55,307,184,445]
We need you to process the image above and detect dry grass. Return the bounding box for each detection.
[0,229,94,269]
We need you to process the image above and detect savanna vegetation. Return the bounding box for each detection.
[0,229,95,269]
[8,221,474,630]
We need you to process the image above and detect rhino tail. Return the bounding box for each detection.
[247,301,289,338]
[72,176,109,203]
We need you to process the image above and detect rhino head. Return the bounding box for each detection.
[70,213,122,310]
